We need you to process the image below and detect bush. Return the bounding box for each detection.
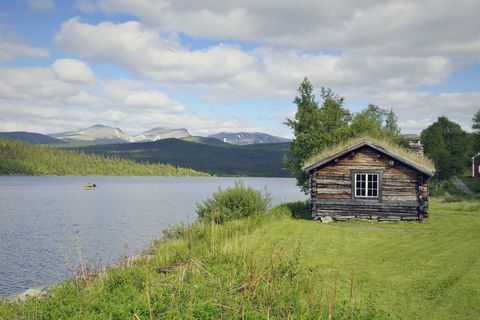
[443,191,461,203]
[162,222,191,240]
[196,181,272,223]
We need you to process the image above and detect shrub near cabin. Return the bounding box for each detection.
[302,139,435,222]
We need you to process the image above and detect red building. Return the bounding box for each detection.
[473,153,480,178]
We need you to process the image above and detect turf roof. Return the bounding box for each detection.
[302,136,435,176]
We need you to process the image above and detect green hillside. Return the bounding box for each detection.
[73,139,292,177]
[0,139,209,176]
[0,132,64,144]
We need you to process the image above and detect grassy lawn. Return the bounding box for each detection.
[1,198,479,319]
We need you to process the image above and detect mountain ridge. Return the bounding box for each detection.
[2,125,291,146]
[49,125,191,144]
[0,132,65,145]
[207,131,290,145]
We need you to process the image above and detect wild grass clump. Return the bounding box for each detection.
[162,222,192,240]
[284,201,311,220]
[443,192,462,203]
[196,181,272,223]
[1,204,389,319]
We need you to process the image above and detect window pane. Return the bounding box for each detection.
[355,173,379,198]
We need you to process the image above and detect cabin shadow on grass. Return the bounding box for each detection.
[285,200,312,220]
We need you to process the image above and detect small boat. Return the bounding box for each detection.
[83,183,98,189]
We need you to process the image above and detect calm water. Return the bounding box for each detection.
[0,176,306,297]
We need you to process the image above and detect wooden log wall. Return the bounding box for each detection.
[310,146,429,222]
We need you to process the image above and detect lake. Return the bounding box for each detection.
[0,176,306,297]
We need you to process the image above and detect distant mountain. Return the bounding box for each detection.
[50,124,130,144]
[131,127,190,142]
[73,139,292,177]
[208,132,290,145]
[181,136,230,146]
[49,124,191,144]
[0,131,64,144]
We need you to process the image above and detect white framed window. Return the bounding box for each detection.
[355,173,379,198]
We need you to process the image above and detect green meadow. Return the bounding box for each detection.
[1,198,479,319]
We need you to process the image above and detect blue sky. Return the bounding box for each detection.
[0,0,479,137]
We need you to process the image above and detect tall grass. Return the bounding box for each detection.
[1,198,479,319]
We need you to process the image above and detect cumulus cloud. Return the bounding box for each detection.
[0,62,263,135]
[4,1,479,136]
[54,18,456,102]
[52,59,96,84]
[123,91,186,112]
[368,91,480,133]
[54,18,255,83]
[91,0,480,60]
[0,24,48,62]
[26,0,55,11]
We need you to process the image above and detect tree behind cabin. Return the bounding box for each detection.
[472,109,480,152]
[421,116,469,180]
[285,78,351,193]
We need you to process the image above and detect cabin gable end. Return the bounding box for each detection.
[306,144,430,222]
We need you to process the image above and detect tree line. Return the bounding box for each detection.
[0,139,209,176]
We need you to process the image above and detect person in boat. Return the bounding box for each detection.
[84,183,97,188]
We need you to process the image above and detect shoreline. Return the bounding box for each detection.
[3,253,156,302]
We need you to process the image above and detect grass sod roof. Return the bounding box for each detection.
[302,136,435,176]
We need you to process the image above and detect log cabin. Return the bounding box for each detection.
[302,138,435,222]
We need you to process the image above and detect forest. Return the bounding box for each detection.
[72,139,292,177]
[0,139,209,177]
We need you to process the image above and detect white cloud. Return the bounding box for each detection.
[92,0,480,61]
[54,18,457,103]
[361,91,480,133]
[123,91,186,112]
[52,59,96,84]
[0,67,79,100]
[3,1,479,136]
[0,24,48,62]
[26,0,55,11]
[50,16,478,135]
[0,63,265,136]
[54,18,255,83]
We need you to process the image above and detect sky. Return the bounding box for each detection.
[0,0,479,137]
